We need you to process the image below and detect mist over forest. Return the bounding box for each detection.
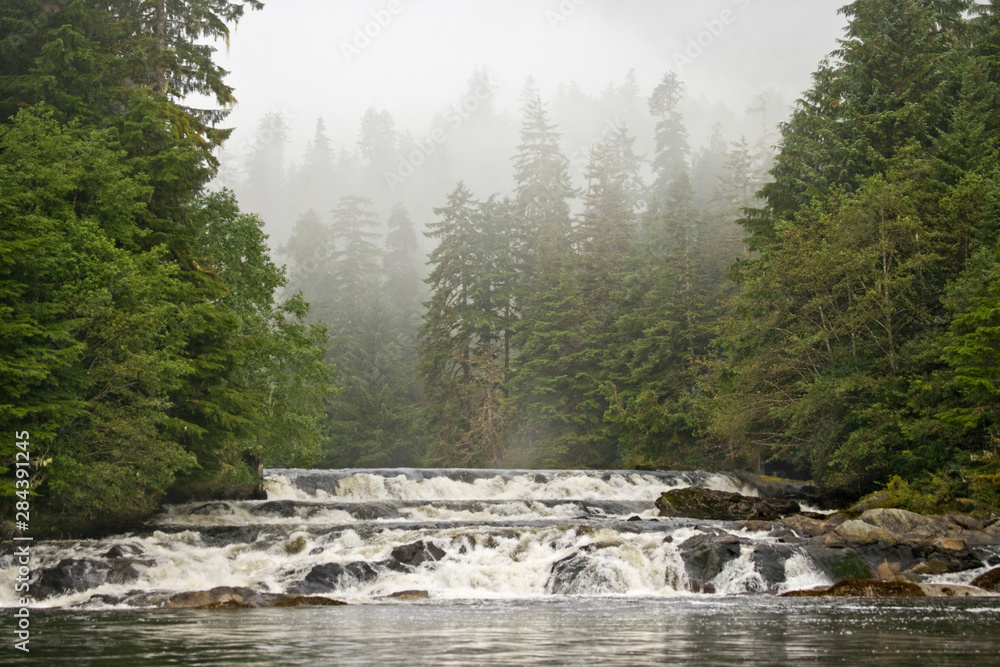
[4,0,1000,537]
[211,0,847,252]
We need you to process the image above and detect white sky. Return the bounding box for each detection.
[215,0,850,155]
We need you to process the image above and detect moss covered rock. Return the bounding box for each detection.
[782,579,926,598]
[656,487,799,521]
[971,567,1000,593]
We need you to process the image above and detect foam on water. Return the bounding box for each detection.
[5,467,994,609]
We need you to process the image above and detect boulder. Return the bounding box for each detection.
[656,487,800,522]
[905,558,951,576]
[289,561,378,595]
[806,547,874,581]
[248,500,301,518]
[830,520,895,546]
[284,535,309,555]
[918,583,995,597]
[383,590,430,600]
[780,515,830,538]
[676,532,747,593]
[749,544,795,588]
[782,579,926,598]
[546,544,607,594]
[971,567,1000,593]
[858,508,959,539]
[732,471,854,510]
[162,586,345,609]
[390,540,446,568]
[35,558,141,598]
[103,544,144,559]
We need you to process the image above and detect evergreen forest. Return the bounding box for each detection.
[3,0,1000,536]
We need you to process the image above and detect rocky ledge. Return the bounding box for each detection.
[82,586,346,609]
[654,486,1000,596]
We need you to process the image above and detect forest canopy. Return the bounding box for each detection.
[3,0,1000,536]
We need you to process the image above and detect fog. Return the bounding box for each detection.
[211,0,849,250]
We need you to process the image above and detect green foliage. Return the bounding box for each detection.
[707,0,1000,495]
[0,109,196,533]
[0,2,333,534]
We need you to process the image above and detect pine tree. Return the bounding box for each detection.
[329,195,383,315]
[419,185,517,465]
[384,204,423,319]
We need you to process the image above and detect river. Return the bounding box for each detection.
[2,468,998,664]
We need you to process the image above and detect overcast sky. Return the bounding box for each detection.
[215,0,850,156]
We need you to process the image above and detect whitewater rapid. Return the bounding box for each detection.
[0,469,848,608]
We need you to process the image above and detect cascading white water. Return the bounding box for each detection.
[0,469,837,608]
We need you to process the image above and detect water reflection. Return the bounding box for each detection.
[8,597,1000,666]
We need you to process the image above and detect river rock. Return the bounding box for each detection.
[289,561,379,594]
[103,544,144,559]
[780,515,831,538]
[676,532,747,593]
[656,487,800,521]
[162,586,345,608]
[35,558,142,598]
[732,472,854,510]
[970,567,1000,593]
[546,544,608,594]
[858,508,961,538]
[749,544,795,588]
[782,579,926,598]
[390,540,446,568]
[249,500,301,518]
[918,583,996,597]
[829,519,896,546]
[383,590,430,600]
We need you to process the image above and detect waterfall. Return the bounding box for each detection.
[0,469,849,608]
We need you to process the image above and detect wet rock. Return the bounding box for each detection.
[656,487,800,522]
[781,579,926,598]
[162,586,346,608]
[249,500,300,518]
[545,544,629,595]
[271,595,345,607]
[546,545,600,594]
[918,583,995,597]
[732,471,855,510]
[947,514,984,531]
[808,547,874,581]
[626,515,642,522]
[289,561,379,594]
[390,540,446,568]
[858,508,957,538]
[971,567,1000,593]
[905,558,951,576]
[192,526,263,547]
[284,535,308,555]
[830,519,895,546]
[35,558,141,598]
[677,532,747,592]
[103,544,144,559]
[383,590,430,600]
[164,586,260,608]
[188,502,227,516]
[780,515,829,538]
[749,544,795,587]
[740,520,774,533]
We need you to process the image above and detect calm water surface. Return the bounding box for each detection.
[7,596,1000,665]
